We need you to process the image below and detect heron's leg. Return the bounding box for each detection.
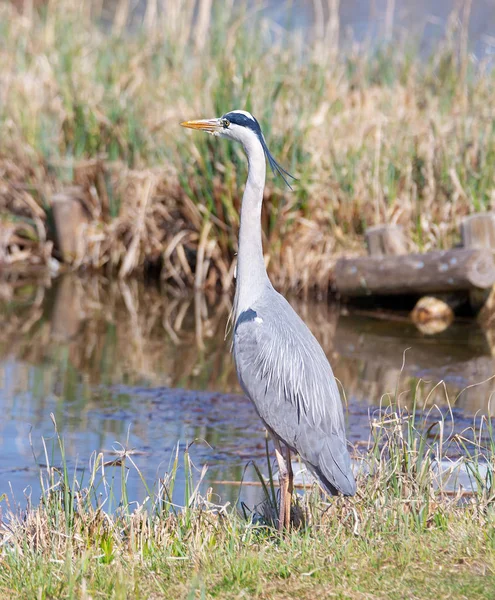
[274,440,289,533]
[284,446,293,530]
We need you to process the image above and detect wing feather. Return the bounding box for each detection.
[233,292,355,496]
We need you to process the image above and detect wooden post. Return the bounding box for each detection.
[461,212,495,250]
[365,225,407,256]
[51,190,89,263]
[461,212,495,310]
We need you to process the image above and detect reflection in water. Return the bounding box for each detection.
[335,313,495,414]
[0,276,494,504]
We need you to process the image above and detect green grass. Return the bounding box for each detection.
[4,523,493,599]
[1,0,494,292]
[1,403,495,599]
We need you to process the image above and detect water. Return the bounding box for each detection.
[0,276,494,507]
[267,0,495,53]
[119,0,495,60]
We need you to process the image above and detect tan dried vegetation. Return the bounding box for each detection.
[1,0,493,297]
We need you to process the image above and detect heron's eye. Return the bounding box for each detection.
[222,119,230,128]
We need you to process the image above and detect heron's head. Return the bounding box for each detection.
[180,109,295,188]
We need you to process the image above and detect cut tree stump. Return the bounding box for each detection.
[51,190,89,263]
[334,248,495,297]
[365,225,407,256]
[461,212,495,311]
[461,212,495,250]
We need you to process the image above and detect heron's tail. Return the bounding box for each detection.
[308,434,356,496]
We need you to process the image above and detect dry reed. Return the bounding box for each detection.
[0,0,493,297]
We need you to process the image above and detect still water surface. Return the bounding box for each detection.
[1,276,494,507]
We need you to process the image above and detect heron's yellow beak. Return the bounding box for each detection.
[180,118,221,133]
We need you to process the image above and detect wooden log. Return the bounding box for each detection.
[334,248,495,297]
[365,224,456,327]
[365,224,407,256]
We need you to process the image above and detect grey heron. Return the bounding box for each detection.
[181,110,356,531]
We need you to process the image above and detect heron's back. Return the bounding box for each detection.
[233,288,355,496]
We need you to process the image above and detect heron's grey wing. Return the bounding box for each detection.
[233,293,356,496]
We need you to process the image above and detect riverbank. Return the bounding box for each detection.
[1,405,494,599]
[2,1,493,294]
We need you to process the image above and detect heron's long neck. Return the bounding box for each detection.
[235,136,271,318]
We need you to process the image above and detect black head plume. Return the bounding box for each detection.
[223,111,297,190]
[259,133,296,191]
